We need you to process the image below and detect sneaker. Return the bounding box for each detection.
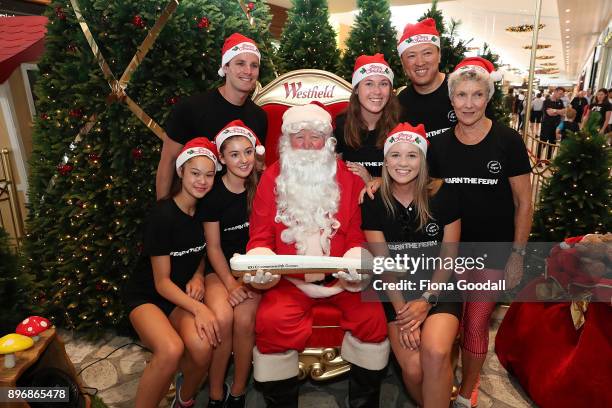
[207,383,229,408]
[171,372,195,408]
[226,391,246,408]
[453,394,471,408]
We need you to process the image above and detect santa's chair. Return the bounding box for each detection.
[251,70,352,380]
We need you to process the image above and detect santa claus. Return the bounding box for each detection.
[243,103,389,407]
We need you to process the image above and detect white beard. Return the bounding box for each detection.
[275,135,340,256]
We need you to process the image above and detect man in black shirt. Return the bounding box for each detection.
[539,87,566,159]
[570,90,588,124]
[396,18,457,138]
[156,33,268,199]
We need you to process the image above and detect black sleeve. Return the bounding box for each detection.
[361,194,384,231]
[503,127,532,177]
[256,108,268,145]
[426,137,441,178]
[165,98,195,145]
[432,183,460,226]
[143,207,173,256]
[197,192,221,223]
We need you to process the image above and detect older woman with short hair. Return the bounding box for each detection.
[426,57,533,408]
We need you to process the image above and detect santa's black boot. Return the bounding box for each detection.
[347,365,385,408]
[258,376,299,408]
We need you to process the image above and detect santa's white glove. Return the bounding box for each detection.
[332,269,365,282]
[243,269,280,289]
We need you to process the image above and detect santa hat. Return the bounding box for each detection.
[215,120,265,156]
[218,33,261,77]
[384,123,429,156]
[352,53,394,88]
[281,102,333,136]
[397,18,440,57]
[176,137,220,174]
[452,56,503,82]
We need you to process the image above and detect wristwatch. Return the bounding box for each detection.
[511,246,527,256]
[420,291,438,307]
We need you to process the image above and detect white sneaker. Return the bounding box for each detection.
[453,395,471,408]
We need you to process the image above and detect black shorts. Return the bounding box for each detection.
[530,111,542,123]
[124,293,176,317]
[382,296,462,323]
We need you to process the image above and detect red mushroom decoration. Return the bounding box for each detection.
[16,316,51,342]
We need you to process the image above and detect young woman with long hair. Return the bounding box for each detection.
[125,138,221,408]
[334,53,400,183]
[361,123,462,408]
[198,120,264,408]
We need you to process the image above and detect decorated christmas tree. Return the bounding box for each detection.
[531,113,612,242]
[339,0,405,85]
[278,0,341,73]
[22,0,274,337]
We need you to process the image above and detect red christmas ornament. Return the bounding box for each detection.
[95,283,104,291]
[67,43,78,53]
[247,2,255,11]
[197,17,209,29]
[131,148,143,160]
[55,7,66,20]
[167,96,179,105]
[57,163,73,176]
[39,113,49,121]
[132,15,145,28]
[88,153,100,162]
[69,108,83,118]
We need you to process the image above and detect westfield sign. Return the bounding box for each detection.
[283,81,336,99]
[252,71,353,106]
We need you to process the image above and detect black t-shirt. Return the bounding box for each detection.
[589,101,611,128]
[165,89,268,145]
[334,113,384,177]
[126,199,205,309]
[197,176,249,266]
[570,97,588,123]
[398,76,457,138]
[541,98,565,128]
[361,183,460,299]
[427,123,531,243]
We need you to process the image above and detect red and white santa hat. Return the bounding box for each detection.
[397,18,440,57]
[452,56,503,82]
[352,53,394,88]
[215,120,265,156]
[384,123,429,156]
[218,33,261,77]
[176,137,220,173]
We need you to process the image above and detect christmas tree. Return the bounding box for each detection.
[278,0,341,73]
[23,0,271,336]
[480,43,509,125]
[339,0,405,85]
[531,113,611,242]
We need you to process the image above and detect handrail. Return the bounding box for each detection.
[0,148,25,250]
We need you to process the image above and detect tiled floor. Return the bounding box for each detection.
[63,305,535,407]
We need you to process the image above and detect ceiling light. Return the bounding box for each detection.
[565,20,570,24]
[565,9,570,12]
[565,28,570,32]
[565,35,570,38]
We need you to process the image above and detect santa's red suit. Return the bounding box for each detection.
[247,159,389,384]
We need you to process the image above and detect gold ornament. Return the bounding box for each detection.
[505,23,545,33]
